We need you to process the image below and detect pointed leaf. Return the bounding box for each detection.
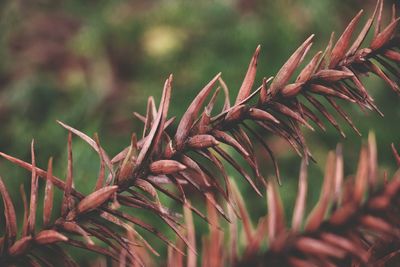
[174,73,221,150]
[235,45,261,104]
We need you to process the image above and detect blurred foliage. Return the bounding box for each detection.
[0,0,398,265]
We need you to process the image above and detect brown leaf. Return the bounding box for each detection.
[374,0,384,37]
[117,133,138,184]
[28,140,38,235]
[384,49,400,62]
[320,233,368,263]
[235,45,261,104]
[179,155,210,186]
[57,120,113,173]
[198,88,221,134]
[174,73,221,150]
[326,97,361,136]
[366,60,400,94]
[8,236,32,256]
[242,124,281,185]
[305,151,335,231]
[271,102,314,131]
[280,82,305,97]
[298,103,326,131]
[267,180,285,242]
[304,93,346,138]
[94,133,106,190]
[59,221,94,245]
[391,143,400,167]
[0,176,17,245]
[313,69,354,82]
[183,202,196,267]
[20,184,28,237]
[43,157,54,227]
[292,160,308,232]
[143,96,157,138]
[62,133,73,217]
[259,76,273,103]
[296,51,323,83]
[225,104,248,122]
[212,130,250,158]
[136,75,173,167]
[248,108,280,124]
[295,237,346,259]
[309,84,355,102]
[329,10,364,67]
[231,180,253,243]
[213,146,262,196]
[333,144,344,204]
[368,132,378,187]
[269,35,314,96]
[35,230,68,245]
[347,0,380,55]
[354,147,369,204]
[370,18,400,50]
[218,77,231,110]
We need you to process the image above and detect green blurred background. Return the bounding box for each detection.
[0,0,398,265]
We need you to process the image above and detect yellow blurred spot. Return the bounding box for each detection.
[142,26,185,58]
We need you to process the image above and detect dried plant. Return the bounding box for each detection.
[187,134,400,267]
[0,0,399,266]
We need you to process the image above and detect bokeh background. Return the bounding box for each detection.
[0,0,399,265]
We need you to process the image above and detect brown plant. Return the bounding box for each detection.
[185,135,400,267]
[0,0,399,266]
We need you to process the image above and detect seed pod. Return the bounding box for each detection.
[34,230,68,245]
[280,82,304,97]
[187,134,219,149]
[248,108,280,124]
[76,186,118,215]
[8,236,32,256]
[149,160,187,175]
